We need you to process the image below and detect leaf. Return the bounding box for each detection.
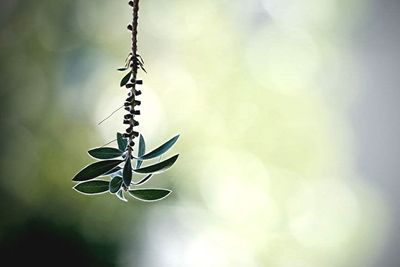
[88,147,123,159]
[73,180,110,195]
[116,189,128,202]
[128,188,171,202]
[141,135,179,160]
[136,134,146,168]
[110,176,123,193]
[133,174,153,185]
[104,166,122,175]
[123,158,132,187]
[72,160,123,181]
[120,71,132,87]
[117,132,128,151]
[133,154,179,174]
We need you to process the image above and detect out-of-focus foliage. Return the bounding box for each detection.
[0,0,387,266]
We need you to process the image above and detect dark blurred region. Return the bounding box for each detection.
[0,216,117,266]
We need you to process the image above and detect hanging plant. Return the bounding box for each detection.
[72,0,179,202]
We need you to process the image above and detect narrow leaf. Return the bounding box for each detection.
[141,135,179,160]
[88,147,123,159]
[104,166,122,175]
[73,180,110,195]
[133,154,179,174]
[128,188,171,202]
[133,174,153,185]
[120,71,132,87]
[117,132,128,151]
[136,134,146,168]
[123,159,132,187]
[72,160,123,181]
[116,189,128,202]
[110,176,123,193]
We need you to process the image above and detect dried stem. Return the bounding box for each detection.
[126,0,140,164]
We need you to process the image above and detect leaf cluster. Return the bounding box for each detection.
[72,133,179,202]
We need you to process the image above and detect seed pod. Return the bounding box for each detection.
[124,114,133,119]
[127,24,133,31]
[135,80,143,85]
[123,119,130,124]
[124,101,131,107]
[133,120,139,126]
[124,106,131,111]
[126,96,133,102]
[126,125,133,133]
[132,131,139,137]
[134,100,141,106]
[129,140,135,147]
[126,83,134,88]
[128,1,133,7]
[134,90,142,96]
[130,110,140,115]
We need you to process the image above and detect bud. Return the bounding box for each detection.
[128,1,134,7]
[127,24,133,31]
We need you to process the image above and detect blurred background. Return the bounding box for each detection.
[0,0,399,266]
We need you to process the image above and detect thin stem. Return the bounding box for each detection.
[100,138,117,147]
[98,105,124,125]
[126,0,140,168]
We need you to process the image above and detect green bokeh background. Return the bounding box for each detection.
[0,0,390,266]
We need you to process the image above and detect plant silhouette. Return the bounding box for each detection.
[72,0,179,202]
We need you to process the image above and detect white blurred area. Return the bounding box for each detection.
[78,0,392,266]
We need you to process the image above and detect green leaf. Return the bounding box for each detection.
[141,135,179,160]
[88,147,123,159]
[116,189,128,202]
[73,180,110,195]
[73,160,123,181]
[110,176,123,193]
[133,154,179,174]
[123,158,132,187]
[136,134,146,168]
[104,166,122,175]
[117,132,128,151]
[120,71,132,87]
[128,188,171,202]
[133,174,153,185]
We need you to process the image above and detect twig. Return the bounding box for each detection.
[101,138,117,147]
[98,105,124,125]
